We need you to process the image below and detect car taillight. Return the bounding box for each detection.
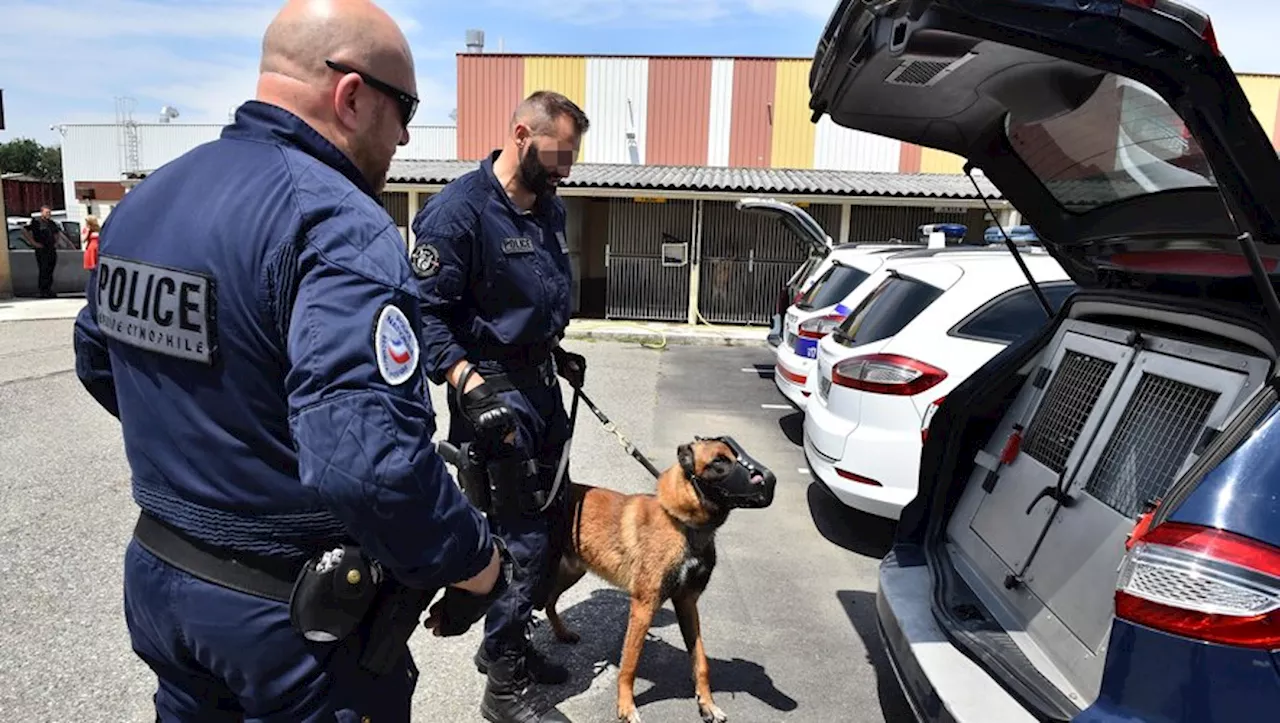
[831,354,947,396]
[921,397,945,443]
[1123,0,1219,55]
[1116,521,1280,648]
[798,314,847,339]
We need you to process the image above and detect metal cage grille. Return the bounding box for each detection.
[1021,351,1117,474]
[1084,373,1219,518]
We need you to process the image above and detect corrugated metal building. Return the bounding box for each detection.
[457,54,1280,171]
[81,52,1280,324]
[373,159,1008,325]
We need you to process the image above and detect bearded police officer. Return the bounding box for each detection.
[411,91,589,723]
[71,1,512,720]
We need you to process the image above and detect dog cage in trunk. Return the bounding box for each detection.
[944,316,1270,706]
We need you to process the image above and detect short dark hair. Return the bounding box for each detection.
[513,90,590,137]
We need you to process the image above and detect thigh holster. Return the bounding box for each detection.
[486,454,542,519]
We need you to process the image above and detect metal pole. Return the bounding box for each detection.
[687,199,703,325]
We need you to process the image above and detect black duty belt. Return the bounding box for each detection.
[481,358,555,394]
[133,513,301,603]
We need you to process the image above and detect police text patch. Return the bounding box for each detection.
[374,304,418,386]
[95,254,217,364]
[556,230,569,254]
[502,237,535,254]
[411,243,440,278]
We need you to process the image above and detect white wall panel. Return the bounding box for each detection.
[813,116,900,172]
[396,126,456,160]
[138,125,224,172]
[584,57,649,164]
[60,121,457,222]
[707,59,734,167]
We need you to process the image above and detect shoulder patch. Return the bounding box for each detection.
[410,243,440,278]
[374,304,419,386]
[94,254,218,364]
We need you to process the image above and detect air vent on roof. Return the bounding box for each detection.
[884,53,975,87]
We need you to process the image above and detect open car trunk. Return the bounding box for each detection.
[809,0,1280,718]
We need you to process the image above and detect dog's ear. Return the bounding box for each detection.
[677,443,695,476]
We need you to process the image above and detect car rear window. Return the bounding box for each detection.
[951,283,1077,344]
[833,273,944,347]
[1006,73,1216,213]
[796,262,871,310]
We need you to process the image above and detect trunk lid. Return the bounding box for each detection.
[736,197,834,256]
[808,0,1280,308]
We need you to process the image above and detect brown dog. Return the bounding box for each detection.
[543,437,776,723]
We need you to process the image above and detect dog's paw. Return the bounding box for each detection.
[618,704,643,723]
[699,702,727,723]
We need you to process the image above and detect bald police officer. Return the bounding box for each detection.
[72,1,507,720]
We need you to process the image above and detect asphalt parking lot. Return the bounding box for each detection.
[0,316,913,723]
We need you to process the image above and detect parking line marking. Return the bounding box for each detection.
[743,367,774,374]
[761,404,791,410]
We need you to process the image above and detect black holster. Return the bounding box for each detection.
[286,545,439,678]
[486,454,543,519]
[455,441,493,513]
[355,578,437,676]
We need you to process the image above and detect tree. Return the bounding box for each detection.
[0,138,62,181]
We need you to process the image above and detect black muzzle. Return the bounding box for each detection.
[693,435,777,509]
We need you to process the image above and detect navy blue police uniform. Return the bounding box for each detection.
[411,149,574,663]
[72,100,495,722]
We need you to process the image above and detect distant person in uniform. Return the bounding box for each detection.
[412,91,589,723]
[71,1,511,720]
[23,205,68,297]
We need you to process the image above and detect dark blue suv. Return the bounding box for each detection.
[810,1,1280,721]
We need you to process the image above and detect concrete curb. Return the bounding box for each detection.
[0,298,771,348]
[565,326,768,347]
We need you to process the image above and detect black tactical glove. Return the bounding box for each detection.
[424,537,518,637]
[461,382,517,455]
[553,346,586,389]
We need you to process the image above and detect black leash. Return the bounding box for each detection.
[575,386,663,479]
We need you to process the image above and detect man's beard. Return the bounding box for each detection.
[518,141,556,198]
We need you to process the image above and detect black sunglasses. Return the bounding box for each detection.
[325,59,419,126]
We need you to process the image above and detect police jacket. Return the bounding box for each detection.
[72,101,493,590]
[410,151,573,383]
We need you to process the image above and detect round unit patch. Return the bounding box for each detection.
[411,243,440,279]
[374,304,419,386]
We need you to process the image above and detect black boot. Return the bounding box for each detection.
[480,649,572,723]
[476,642,570,685]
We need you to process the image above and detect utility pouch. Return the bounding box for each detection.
[289,545,382,643]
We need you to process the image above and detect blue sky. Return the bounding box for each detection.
[0,0,1273,146]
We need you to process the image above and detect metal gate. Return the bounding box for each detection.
[696,201,841,325]
[605,198,694,322]
[847,205,968,243]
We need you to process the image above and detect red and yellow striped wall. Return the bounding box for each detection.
[456,54,1280,174]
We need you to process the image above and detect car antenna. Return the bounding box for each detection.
[964,163,1054,318]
